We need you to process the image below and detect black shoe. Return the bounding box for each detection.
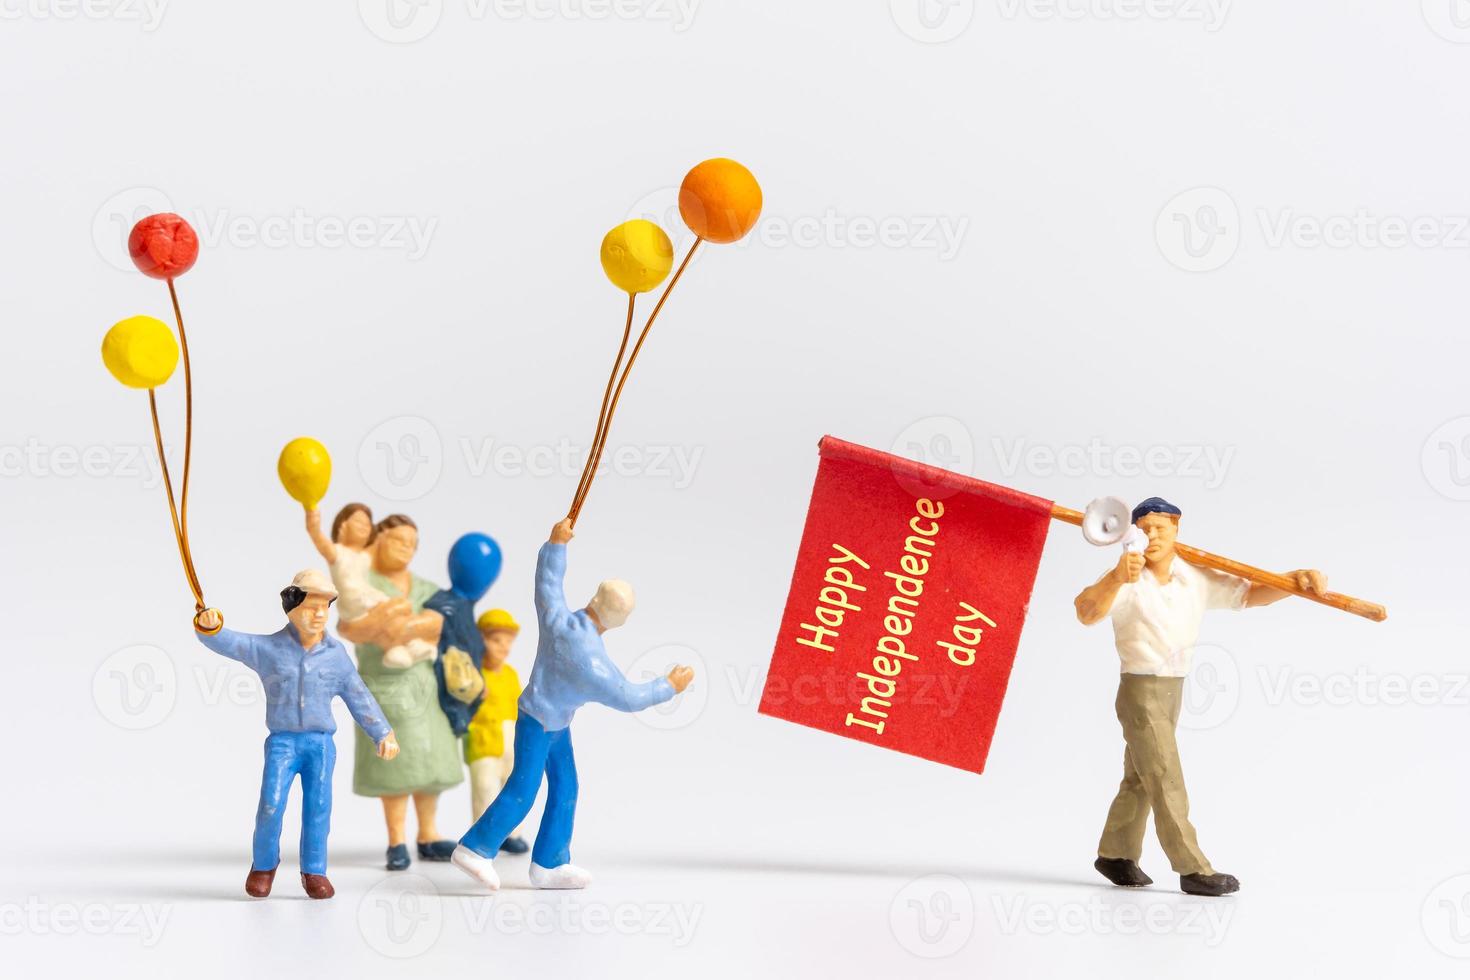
[417,840,457,861]
[1094,857,1153,888]
[499,836,529,855]
[1180,872,1240,896]
[386,844,411,871]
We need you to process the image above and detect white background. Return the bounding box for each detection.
[2,1,1468,976]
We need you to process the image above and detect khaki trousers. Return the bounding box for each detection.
[469,753,527,839]
[1097,674,1214,876]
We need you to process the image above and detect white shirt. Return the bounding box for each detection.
[1104,559,1248,677]
[329,546,384,622]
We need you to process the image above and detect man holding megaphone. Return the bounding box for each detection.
[1074,496,1327,897]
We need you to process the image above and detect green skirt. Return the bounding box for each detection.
[353,656,463,797]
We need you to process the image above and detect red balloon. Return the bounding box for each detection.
[128,213,199,280]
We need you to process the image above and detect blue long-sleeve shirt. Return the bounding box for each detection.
[519,542,675,731]
[196,623,392,743]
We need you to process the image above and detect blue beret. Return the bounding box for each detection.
[1132,496,1182,524]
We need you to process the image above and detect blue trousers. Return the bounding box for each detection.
[254,731,335,875]
[459,714,577,868]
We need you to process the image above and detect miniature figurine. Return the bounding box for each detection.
[423,533,503,740]
[422,534,529,851]
[451,518,694,890]
[1074,497,1327,897]
[306,503,441,669]
[192,570,400,900]
[464,608,529,853]
[335,514,464,871]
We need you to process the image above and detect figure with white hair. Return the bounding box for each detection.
[452,519,694,891]
[192,570,400,900]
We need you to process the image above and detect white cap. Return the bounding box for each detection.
[587,579,635,630]
[289,568,338,599]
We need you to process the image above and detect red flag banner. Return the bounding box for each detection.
[759,436,1054,773]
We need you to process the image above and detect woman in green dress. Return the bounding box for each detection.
[338,514,464,870]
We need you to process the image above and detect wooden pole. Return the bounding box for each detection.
[1049,504,1387,622]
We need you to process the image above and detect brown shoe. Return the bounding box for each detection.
[1094,857,1153,887]
[1180,872,1240,896]
[245,866,276,898]
[301,873,335,900]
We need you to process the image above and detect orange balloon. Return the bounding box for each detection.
[679,158,762,244]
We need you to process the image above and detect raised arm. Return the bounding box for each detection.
[305,508,337,565]
[1074,552,1142,626]
[535,519,575,628]
[193,611,262,671]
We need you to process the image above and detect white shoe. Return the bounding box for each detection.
[529,862,592,889]
[451,845,500,891]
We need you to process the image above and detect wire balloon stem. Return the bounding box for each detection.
[152,277,207,613]
[568,292,636,523]
[568,237,702,527]
[148,390,204,610]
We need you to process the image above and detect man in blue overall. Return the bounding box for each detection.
[194,569,400,899]
[451,519,694,891]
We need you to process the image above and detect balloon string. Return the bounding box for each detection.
[168,279,196,573]
[569,237,702,527]
[148,389,204,610]
[568,292,636,521]
[163,277,206,614]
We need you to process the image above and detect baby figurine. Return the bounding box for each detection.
[306,503,440,669]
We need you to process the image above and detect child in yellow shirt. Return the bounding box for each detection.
[464,609,529,854]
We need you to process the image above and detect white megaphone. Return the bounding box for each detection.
[1082,496,1149,553]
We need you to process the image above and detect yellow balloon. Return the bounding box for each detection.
[278,437,332,510]
[600,220,674,294]
[101,315,179,389]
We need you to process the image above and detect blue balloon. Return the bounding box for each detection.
[447,532,502,601]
